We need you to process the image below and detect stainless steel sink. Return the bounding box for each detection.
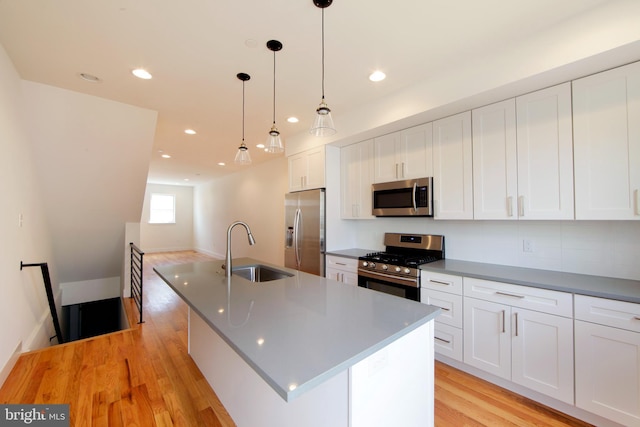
[232,264,294,282]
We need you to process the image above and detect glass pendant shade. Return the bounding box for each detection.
[310,99,336,137]
[234,142,251,164]
[234,72,251,165]
[310,1,336,137]
[266,124,284,153]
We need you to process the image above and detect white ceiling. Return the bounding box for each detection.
[0,0,623,185]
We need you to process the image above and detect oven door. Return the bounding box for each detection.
[357,269,420,301]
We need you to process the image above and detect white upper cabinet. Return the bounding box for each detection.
[341,140,374,219]
[373,123,432,183]
[472,99,518,220]
[433,111,473,219]
[573,61,640,220]
[472,84,574,220]
[516,83,574,219]
[288,146,325,192]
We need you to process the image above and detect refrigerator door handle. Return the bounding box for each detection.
[294,208,302,268]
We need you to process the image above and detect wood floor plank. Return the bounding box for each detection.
[0,250,596,426]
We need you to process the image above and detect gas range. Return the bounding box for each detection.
[357,233,444,301]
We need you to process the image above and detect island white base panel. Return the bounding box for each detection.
[189,308,435,427]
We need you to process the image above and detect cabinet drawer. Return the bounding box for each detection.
[575,295,640,332]
[463,277,572,317]
[421,289,462,328]
[434,323,463,362]
[326,255,358,273]
[421,272,463,295]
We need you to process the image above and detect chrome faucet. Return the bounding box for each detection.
[224,221,256,277]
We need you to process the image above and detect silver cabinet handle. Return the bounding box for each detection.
[435,336,451,344]
[633,316,640,321]
[412,182,417,212]
[515,312,519,337]
[429,280,451,286]
[434,306,450,312]
[496,291,525,299]
[507,196,514,217]
[335,262,347,266]
[518,196,524,217]
[501,310,506,333]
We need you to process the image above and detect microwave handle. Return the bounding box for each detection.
[412,182,417,212]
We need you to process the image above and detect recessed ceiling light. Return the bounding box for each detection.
[287,117,299,123]
[218,162,225,166]
[184,129,196,135]
[183,178,190,182]
[369,70,386,82]
[132,68,152,79]
[256,143,265,149]
[78,73,101,83]
[161,154,171,159]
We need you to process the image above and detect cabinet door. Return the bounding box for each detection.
[433,111,473,219]
[341,272,358,286]
[325,267,342,283]
[373,132,401,183]
[341,140,374,219]
[472,99,518,220]
[305,147,326,190]
[288,153,307,192]
[516,83,574,219]
[511,308,574,404]
[463,298,511,379]
[399,123,433,180]
[573,61,640,220]
[575,320,640,426]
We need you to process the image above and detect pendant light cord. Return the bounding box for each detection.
[272,49,276,125]
[321,8,325,101]
[242,80,245,143]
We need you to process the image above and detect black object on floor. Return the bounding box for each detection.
[62,297,126,341]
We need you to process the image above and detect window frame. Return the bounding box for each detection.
[148,193,176,224]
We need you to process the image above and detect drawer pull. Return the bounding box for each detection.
[515,312,519,337]
[634,316,640,321]
[435,306,450,312]
[435,336,451,344]
[335,262,347,266]
[501,310,506,333]
[496,291,525,299]
[429,280,451,286]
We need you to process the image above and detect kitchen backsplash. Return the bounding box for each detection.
[348,219,640,281]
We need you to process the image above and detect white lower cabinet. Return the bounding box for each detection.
[421,272,463,362]
[325,255,358,286]
[575,295,640,426]
[463,278,574,404]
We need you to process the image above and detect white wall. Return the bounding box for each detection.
[194,157,287,265]
[0,43,57,384]
[327,219,640,282]
[22,81,157,285]
[140,183,194,253]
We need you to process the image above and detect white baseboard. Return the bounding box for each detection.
[0,341,22,388]
[193,247,222,259]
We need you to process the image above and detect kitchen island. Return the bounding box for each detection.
[154,257,440,427]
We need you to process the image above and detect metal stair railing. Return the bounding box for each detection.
[129,242,145,324]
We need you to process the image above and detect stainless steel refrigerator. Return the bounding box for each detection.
[284,189,325,276]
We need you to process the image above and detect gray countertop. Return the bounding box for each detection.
[421,259,640,303]
[326,248,376,259]
[153,258,440,402]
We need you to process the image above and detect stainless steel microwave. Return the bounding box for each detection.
[372,177,433,217]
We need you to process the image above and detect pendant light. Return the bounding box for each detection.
[309,0,336,137]
[234,73,252,165]
[266,40,285,153]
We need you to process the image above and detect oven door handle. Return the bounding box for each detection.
[358,269,420,288]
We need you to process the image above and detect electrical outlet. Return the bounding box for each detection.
[523,239,534,253]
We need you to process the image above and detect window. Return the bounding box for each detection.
[149,193,176,224]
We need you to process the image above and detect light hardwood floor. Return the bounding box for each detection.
[0,251,593,426]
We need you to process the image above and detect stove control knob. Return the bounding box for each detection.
[382,264,388,270]
[369,262,376,268]
[403,268,411,274]
[362,261,368,267]
[395,266,402,273]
